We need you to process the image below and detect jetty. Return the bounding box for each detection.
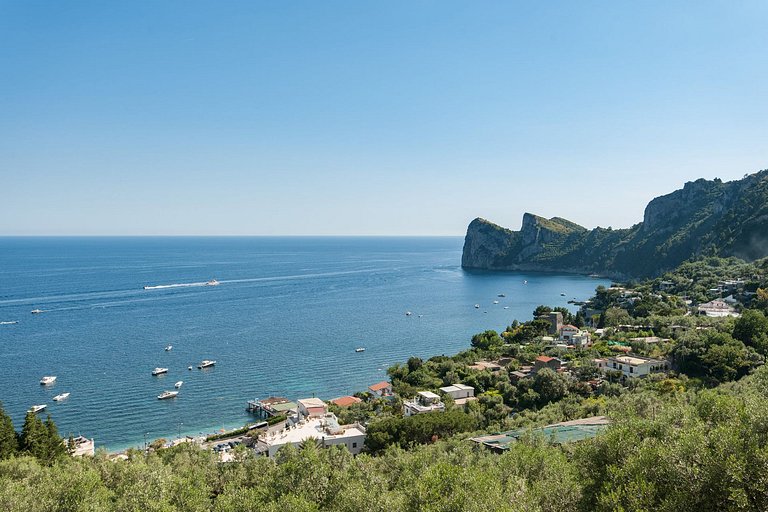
[246,396,297,417]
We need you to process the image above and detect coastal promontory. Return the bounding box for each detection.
[462,170,768,278]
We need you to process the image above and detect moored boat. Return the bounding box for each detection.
[198,360,216,369]
[29,404,47,413]
[152,367,168,376]
[355,347,365,352]
[53,392,70,401]
[157,390,179,400]
[40,376,57,385]
[165,345,173,351]
[31,309,44,314]
[174,381,183,388]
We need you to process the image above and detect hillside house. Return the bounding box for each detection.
[439,384,475,405]
[403,391,445,416]
[603,355,669,378]
[367,381,393,397]
[256,413,366,457]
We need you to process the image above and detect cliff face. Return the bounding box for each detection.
[462,170,768,278]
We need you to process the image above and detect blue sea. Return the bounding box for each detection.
[0,237,608,451]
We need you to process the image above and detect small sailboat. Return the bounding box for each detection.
[174,381,183,389]
[53,393,70,401]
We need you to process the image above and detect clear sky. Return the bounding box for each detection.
[1,1,766,235]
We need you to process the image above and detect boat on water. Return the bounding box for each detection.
[31,309,43,314]
[165,345,173,351]
[498,293,506,297]
[29,404,47,413]
[40,376,56,385]
[493,300,499,304]
[152,367,168,376]
[206,279,220,286]
[198,360,216,369]
[175,381,183,388]
[560,293,566,296]
[474,304,480,309]
[405,311,412,316]
[523,280,528,285]
[53,393,70,401]
[355,347,365,353]
[188,366,193,370]
[0,321,18,325]
[157,390,179,400]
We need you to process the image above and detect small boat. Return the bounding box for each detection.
[31,309,44,314]
[523,280,528,285]
[188,366,193,370]
[503,306,509,309]
[198,360,216,369]
[152,367,168,376]
[165,345,173,351]
[157,390,178,400]
[405,311,412,316]
[355,347,365,353]
[474,304,480,309]
[53,393,70,401]
[0,321,18,325]
[497,293,506,297]
[40,376,57,385]
[560,293,566,296]
[174,381,183,389]
[29,404,47,413]
[493,300,499,304]
[206,279,220,286]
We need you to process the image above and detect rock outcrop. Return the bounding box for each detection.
[462,169,768,278]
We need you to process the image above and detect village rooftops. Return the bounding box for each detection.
[368,381,392,392]
[535,355,554,363]
[297,397,326,409]
[439,384,474,394]
[613,355,663,366]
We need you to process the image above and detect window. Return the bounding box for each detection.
[352,442,357,448]
[630,367,633,373]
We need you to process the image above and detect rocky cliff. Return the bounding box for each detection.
[462,169,768,278]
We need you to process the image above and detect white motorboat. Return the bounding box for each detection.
[31,309,44,314]
[474,304,480,309]
[53,393,70,401]
[493,300,499,304]
[29,404,47,413]
[174,381,183,389]
[40,376,57,385]
[152,367,168,376]
[355,347,365,353]
[198,360,216,369]
[405,311,412,316]
[165,345,173,351]
[188,366,193,370]
[157,390,178,400]
[206,279,220,286]
[498,293,506,297]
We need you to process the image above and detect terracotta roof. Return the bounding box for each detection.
[330,396,362,407]
[535,356,554,362]
[368,381,391,391]
[561,324,579,330]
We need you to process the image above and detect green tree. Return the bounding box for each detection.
[470,330,503,350]
[732,309,768,353]
[0,402,17,459]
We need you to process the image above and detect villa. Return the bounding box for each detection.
[403,391,445,416]
[255,412,366,457]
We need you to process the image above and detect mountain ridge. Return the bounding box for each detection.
[462,169,768,278]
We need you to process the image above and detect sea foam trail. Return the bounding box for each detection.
[143,282,211,290]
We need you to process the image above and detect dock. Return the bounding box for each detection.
[247,396,298,417]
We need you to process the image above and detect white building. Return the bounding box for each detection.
[403,391,445,416]
[698,299,740,318]
[439,384,475,405]
[600,355,669,378]
[256,412,366,457]
[297,398,328,418]
[66,436,95,457]
[559,325,591,347]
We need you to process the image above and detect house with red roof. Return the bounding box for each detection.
[368,381,393,397]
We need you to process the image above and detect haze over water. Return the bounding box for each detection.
[0,237,608,450]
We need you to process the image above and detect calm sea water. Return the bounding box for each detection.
[0,237,608,450]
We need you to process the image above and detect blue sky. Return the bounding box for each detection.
[1,1,766,235]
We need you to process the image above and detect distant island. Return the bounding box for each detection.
[462,169,768,278]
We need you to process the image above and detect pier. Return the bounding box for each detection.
[246,396,297,417]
